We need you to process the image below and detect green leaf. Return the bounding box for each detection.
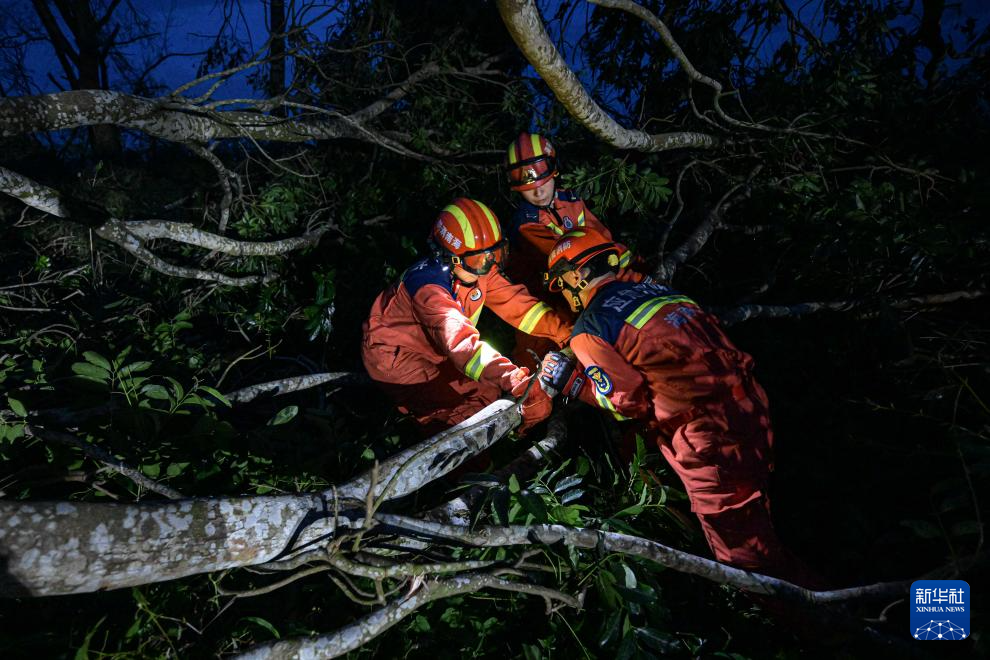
[634,627,679,653]
[522,643,543,660]
[239,616,280,639]
[599,611,623,648]
[901,519,941,539]
[560,488,584,504]
[622,563,637,589]
[198,386,231,408]
[518,490,548,522]
[166,462,189,477]
[118,361,152,378]
[6,396,27,417]
[140,384,171,400]
[83,352,111,371]
[165,377,184,400]
[269,405,298,426]
[951,520,982,536]
[554,475,583,493]
[72,362,111,382]
[142,463,161,478]
[508,473,521,494]
[74,615,106,660]
[410,614,431,633]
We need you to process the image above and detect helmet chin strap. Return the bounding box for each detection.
[561,277,589,312]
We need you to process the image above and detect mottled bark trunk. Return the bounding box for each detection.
[0,401,521,596]
[0,494,345,597]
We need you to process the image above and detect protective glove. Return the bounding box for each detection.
[538,350,578,398]
[510,368,552,435]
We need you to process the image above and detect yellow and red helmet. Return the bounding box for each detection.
[545,229,620,292]
[430,198,507,275]
[506,132,558,191]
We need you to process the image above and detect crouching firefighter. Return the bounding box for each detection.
[536,229,817,585]
[361,198,569,436]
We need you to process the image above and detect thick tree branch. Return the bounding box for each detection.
[0,401,520,596]
[713,290,988,325]
[0,167,314,286]
[113,219,328,255]
[375,516,910,606]
[93,221,277,286]
[223,372,370,404]
[495,0,715,152]
[235,572,578,660]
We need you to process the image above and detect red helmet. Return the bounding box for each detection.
[545,229,620,292]
[430,198,507,275]
[506,132,558,191]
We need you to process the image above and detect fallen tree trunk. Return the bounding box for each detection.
[0,400,520,597]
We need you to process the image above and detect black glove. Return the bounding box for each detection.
[538,350,577,398]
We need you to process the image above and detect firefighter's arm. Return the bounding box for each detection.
[569,333,652,421]
[485,269,572,346]
[410,285,518,389]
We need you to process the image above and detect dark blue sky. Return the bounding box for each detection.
[12,0,990,104]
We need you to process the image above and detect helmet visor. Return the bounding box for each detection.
[459,240,508,275]
[508,156,557,189]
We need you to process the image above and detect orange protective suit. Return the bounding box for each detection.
[506,189,633,371]
[566,277,812,584]
[362,257,570,434]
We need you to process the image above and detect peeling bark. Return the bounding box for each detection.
[495,0,715,152]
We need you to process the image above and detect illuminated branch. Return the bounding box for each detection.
[495,0,715,152]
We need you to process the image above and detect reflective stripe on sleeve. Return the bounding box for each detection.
[577,210,585,226]
[469,305,483,326]
[618,250,632,267]
[517,302,551,334]
[594,389,630,421]
[625,295,696,330]
[464,341,500,381]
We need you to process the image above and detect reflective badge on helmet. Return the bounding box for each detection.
[469,288,482,301]
[585,366,612,395]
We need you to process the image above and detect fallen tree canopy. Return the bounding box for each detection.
[1,0,987,657]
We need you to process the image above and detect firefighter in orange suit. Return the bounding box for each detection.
[537,229,815,584]
[504,132,634,371]
[361,198,567,436]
